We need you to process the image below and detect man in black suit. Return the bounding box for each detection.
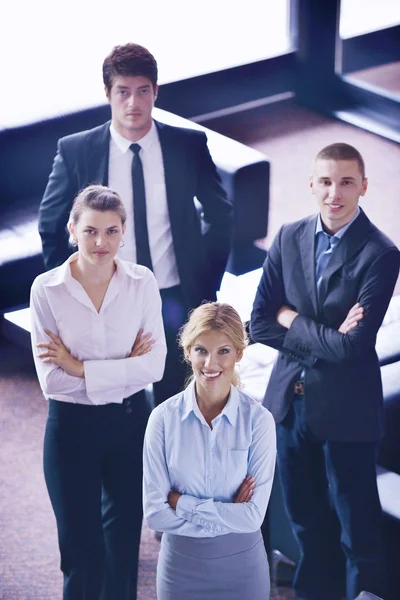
[251,143,400,600]
[38,43,232,600]
[39,43,232,406]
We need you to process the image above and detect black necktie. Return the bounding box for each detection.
[130,143,153,271]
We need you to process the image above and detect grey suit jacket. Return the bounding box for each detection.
[38,120,233,309]
[250,209,400,442]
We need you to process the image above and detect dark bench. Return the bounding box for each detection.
[0,106,270,313]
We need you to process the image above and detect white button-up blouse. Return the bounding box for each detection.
[30,253,167,405]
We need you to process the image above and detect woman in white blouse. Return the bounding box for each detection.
[30,185,166,600]
[143,302,276,600]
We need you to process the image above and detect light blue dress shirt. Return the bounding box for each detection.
[143,380,276,537]
[314,207,360,289]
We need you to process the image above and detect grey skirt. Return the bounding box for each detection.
[157,529,270,600]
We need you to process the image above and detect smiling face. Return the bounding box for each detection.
[105,74,158,141]
[188,330,243,400]
[310,158,368,234]
[68,208,125,268]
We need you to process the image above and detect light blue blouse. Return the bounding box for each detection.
[143,380,276,537]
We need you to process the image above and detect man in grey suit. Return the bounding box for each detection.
[251,143,400,600]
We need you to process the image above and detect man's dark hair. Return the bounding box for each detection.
[103,43,158,91]
[316,143,366,179]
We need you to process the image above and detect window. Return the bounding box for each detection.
[340,0,400,39]
[1,0,290,126]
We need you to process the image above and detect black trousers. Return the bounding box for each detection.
[43,392,150,600]
[276,395,386,600]
[153,285,189,406]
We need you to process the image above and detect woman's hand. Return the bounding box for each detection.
[37,330,84,378]
[130,328,155,357]
[234,475,256,503]
[168,491,182,511]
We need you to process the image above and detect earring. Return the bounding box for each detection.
[120,240,125,248]
[71,239,78,247]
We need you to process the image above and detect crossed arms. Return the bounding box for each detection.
[143,406,276,537]
[250,225,400,365]
[30,270,166,402]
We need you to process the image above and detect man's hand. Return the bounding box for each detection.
[37,330,84,377]
[338,302,364,334]
[168,491,182,511]
[276,305,299,329]
[234,475,256,503]
[130,328,155,357]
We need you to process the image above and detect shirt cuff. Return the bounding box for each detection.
[176,495,223,534]
[176,494,199,520]
[84,359,127,403]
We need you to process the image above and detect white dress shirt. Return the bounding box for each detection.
[143,380,276,537]
[30,253,167,406]
[108,121,180,290]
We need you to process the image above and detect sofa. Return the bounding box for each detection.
[0,106,270,313]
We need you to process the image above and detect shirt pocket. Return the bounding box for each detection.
[331,269,356,281]
[225,449,249,492]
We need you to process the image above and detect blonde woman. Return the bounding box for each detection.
[143,302,276,600]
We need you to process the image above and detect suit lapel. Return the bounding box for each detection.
[155,121,183,237]
[86,121,111,186]
[318,209,372,302]
[300,216,318,315]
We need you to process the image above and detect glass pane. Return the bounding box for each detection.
[339,0,400,98]
[340,0,400,39]
[1,0,291,127]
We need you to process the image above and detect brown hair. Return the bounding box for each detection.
[103,43,158,91]
[69,185,126,226]
[315,143,366,179]
[179,302,247,388]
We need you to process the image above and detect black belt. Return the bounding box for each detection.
[294,381,305,395]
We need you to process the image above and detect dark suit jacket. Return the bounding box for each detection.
[38,120,233,309]
[250,209,400,442]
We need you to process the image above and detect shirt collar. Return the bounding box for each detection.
[181,379,239,427]
[43,253,144,288]
[113,255,146,282]
[315,207,360,241]
[109,120,158,155]
[43,252,79,287]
